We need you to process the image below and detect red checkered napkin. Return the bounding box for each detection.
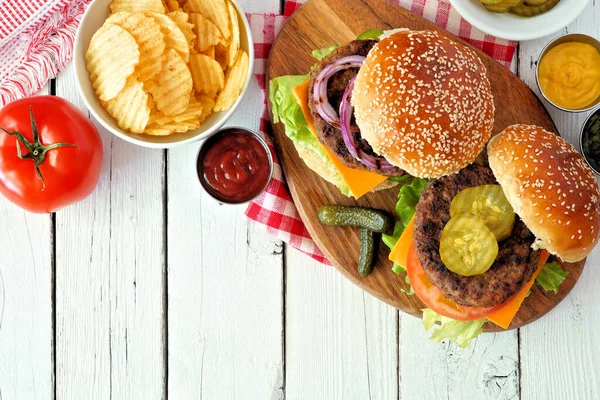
[245,0,518,265]
[0,0,91,106]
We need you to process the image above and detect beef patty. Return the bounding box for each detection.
[413,163,540,308]
[308,40,405,177]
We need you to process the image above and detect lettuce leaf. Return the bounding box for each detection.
[312,45,338,60]
[422,308,486,348]
[382,178,428,250]
[268,75,351,196]
[535,261,568,293]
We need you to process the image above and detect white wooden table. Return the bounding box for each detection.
[1,1,600,399]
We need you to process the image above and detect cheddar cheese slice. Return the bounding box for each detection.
[389,215,415,270]
[292,81,388,199]
[486,250,550,329]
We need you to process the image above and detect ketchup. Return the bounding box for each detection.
[199,129,271,203]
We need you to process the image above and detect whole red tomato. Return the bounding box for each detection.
[0,96,103,213]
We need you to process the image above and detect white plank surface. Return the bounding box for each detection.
[518,4,600,399]
[167,2,285,398]
[3,1,600,399]
[285,251,398,400]
[0,83,53,400]
[55,63,166,399]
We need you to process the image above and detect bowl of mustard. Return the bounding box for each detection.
[536,34,600,113]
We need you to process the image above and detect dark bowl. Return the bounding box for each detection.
[579,107,600,175]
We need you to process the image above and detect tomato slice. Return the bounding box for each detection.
[406,242,505,321]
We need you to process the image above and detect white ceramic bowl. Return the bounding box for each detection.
[449,0,591,41]
[74,0,254,149]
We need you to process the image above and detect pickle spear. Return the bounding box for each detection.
[450,184,516,241]
[440,213,499,277]
[358,228,376,277]
[318,205,393,233]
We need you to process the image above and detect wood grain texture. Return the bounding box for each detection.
[167,68,285,400]
[0,83,53,400]
[518,4,600,399]
[286,249,398,400]
[267,0,585,331]
[55,64,165,399]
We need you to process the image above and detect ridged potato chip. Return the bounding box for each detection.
[110,0,165,14]
[202,46,216,58]
[145,124,175,136]
[86,24,140,101]
[189,54,225,95]
[168,11,196,48]
[215,50,248,111]
[189,12,222,52]
[183,0,230,40]
[145,48,193,116]
[195,94,216,124]
[105,78,151,133]
[173,97,204,122]
[214,42,229,70]
[226,1,240,67]
[145,12,189,62]
[162,0,181,12]
[105,12,166,83]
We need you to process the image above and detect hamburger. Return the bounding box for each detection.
[388,124,600,345]
[269,29,495,198]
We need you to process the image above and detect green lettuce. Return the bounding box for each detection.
[535,261,568,293]
[312,45,338,60]
[422,308,486,348]
[382,178,428,253]
[269,75,351,196]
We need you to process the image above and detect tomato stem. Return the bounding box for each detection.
[0,106,78,190]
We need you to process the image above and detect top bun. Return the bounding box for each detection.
[352,30,495,178]
[488,124,600,262]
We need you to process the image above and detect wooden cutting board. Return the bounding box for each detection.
[266,0,584,331]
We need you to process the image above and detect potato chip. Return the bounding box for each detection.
[105,78,151,133]
[202,46,215,58]
[195,94,216,124]
[145,12,189,63]
[145,124,175,136]
[86,24,139,101]
[188,54,224,95]
[145,48,193,116]
[183,0,230,40]
[163,0,181,12]
[214,42,229,70]
[214,50,249,112]
[173,97,204,122]
[168,11,196,48]
[105,13,165,83]
[148,109,173,125]
[189,12,222,53]
[110,0,165,14]
[226,1,240,67]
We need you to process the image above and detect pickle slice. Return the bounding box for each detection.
[440,213,499,277]
[450,184,516,241]
[510,0,558,16]
[484,0,523,12]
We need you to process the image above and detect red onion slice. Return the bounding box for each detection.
[313,55,365,130]
[339,76,396,172]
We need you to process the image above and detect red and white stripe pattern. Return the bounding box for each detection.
[245,0,518,264]
[0,0,91,106]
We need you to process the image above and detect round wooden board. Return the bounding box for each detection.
[266,0,585,331]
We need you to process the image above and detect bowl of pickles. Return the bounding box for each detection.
[449,0,592,41]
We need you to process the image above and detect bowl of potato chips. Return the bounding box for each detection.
[74,0,253,148]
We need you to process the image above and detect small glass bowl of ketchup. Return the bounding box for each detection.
[197,127,273,204]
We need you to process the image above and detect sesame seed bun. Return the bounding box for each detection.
[352,30,495,178]
[488,124,600,262]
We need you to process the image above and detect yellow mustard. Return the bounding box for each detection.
[538,42,600,110]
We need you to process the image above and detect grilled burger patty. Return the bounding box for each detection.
[308,40,405,177]
[413,163,540,308]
